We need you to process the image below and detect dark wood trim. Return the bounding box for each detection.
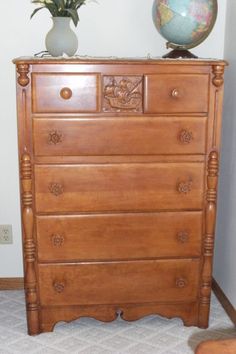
[212,278,236,326]
[0,278,24,290]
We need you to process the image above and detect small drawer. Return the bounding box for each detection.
[36,212,203,262]
[38,259,200,306]
[32,73,100,113]
[144,74,209,113]
[33,117,207,157]
[34,162,204,213]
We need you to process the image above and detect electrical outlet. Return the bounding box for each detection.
[0,225,13,244]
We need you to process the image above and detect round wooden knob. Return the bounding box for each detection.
[177,231,189,243]
[49,183,64,196]
[51,234,64,247]
[48,130,63,145]
[179,130,193,144]
[177,180,192,194]
[53,281,65,293]
[60,87,72,100]
[171,89,180,98]
[176,278,188,288]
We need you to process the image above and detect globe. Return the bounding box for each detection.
[153,0,218,57]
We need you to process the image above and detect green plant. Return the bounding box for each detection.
[31,0,89,26]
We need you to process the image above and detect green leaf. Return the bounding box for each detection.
[65,8,79,26]
[53,0,65,11]
[30,6,45,19]
[74,0,86,9]
[30,0,96,20]
[45,3,58,16]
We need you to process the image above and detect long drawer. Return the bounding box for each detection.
[34,163,205,213]
[38,259,200,306]
[33,117,207,156]
[36,212,203,261]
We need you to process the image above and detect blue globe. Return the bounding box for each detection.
[153,0,218,49]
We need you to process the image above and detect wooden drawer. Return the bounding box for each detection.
[144,74,209,113]
[32,73,100,113]
[34,163,204,213]
[36,211,202,262]
[33,117,207,156]
[38,259,200,306]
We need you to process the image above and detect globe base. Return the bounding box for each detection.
[163,49,198,59]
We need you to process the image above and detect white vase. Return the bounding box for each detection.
[45,17,78,57]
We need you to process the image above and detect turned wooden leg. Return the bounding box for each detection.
[199,151,218,328]
[21,154,40,335]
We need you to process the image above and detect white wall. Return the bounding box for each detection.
[214,0,236,308]
[0,0,227,277]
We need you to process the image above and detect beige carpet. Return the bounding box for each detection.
[0,291,235,354]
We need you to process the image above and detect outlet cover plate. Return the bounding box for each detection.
[0,225,13,244]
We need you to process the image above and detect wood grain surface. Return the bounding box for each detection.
[14,58,226,334]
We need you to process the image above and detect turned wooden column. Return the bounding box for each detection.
[199,151,218,328]
[21,153,40,335]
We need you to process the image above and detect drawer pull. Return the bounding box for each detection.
[49,183,64,196]
[53,281,65,293]
[60,87,72,100]
[48,130,63,145]
[177,179,192,194]
[171,89,180,98]
[176,278,188,288]
[177,231,189,243]
[51,234,64,247]
[179,130,193,144]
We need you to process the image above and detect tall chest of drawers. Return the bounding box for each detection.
[14,58,227,335]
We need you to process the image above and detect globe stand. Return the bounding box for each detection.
[163,42,198,59]
[163,49,198,59]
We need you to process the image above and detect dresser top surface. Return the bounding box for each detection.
[13,56,228,66]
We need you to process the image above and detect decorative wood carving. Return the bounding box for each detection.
[177,231,189,243]
[51,234,64,247]
[21,154,39,335]
[212,65,225,87]
[199,151,218,328]
[179,130,193,144]
[17,64,30,87]
[60,87,73,100]
[53,281,65,293]
[49,183,64,196]
[176,278,188,288]
[103,76,143,113]
[40,302,199,333]
[177,179,192,194]
[48,130,63,145]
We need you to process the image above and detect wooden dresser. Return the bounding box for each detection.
[13,58,227,335]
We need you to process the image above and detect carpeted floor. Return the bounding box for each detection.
[0,290,235,354]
